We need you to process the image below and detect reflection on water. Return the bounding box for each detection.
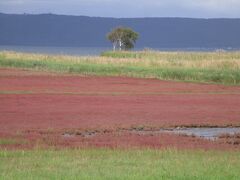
[162,128,240,140]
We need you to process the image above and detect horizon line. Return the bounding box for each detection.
[1,12,240,20]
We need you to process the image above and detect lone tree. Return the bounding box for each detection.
[107,27,139,51]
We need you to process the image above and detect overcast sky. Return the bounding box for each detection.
[1,0,240,18]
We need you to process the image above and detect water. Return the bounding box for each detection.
[128,127,240,140]
[161,127,240,140]
[149,47,240,52]
[0,45,239,56]
[62,127,240,140]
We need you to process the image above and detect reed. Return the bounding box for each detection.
[1,51,240,85]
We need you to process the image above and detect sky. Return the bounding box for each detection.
[0,0,240,18]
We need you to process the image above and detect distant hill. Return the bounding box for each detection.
[0,13,240,48]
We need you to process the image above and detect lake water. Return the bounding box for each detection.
[0,45,239,56]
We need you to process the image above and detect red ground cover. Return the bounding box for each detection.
[0,68,240,150]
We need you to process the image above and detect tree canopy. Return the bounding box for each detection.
[107,27,139,51]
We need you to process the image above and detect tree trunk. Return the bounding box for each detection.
[119,39,122,51]
[113,42,116,51]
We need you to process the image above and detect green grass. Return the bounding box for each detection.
[0,139,18,145]
[101,50,240,61]
[1,51,240,85]
[0,138,26,145]
[0,149,240,180]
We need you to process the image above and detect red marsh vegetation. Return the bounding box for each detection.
[0,68,240,150]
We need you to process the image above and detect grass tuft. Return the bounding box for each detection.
[0,138,27,145]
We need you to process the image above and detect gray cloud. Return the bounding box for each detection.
[0,0,240,18]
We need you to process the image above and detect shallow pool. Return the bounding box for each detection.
[161,127,240,140]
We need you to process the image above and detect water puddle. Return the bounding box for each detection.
[62,127,240,141]
[160,127,240,140]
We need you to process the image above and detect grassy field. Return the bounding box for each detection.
[0,50,240,85]
[0,149,240,180]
